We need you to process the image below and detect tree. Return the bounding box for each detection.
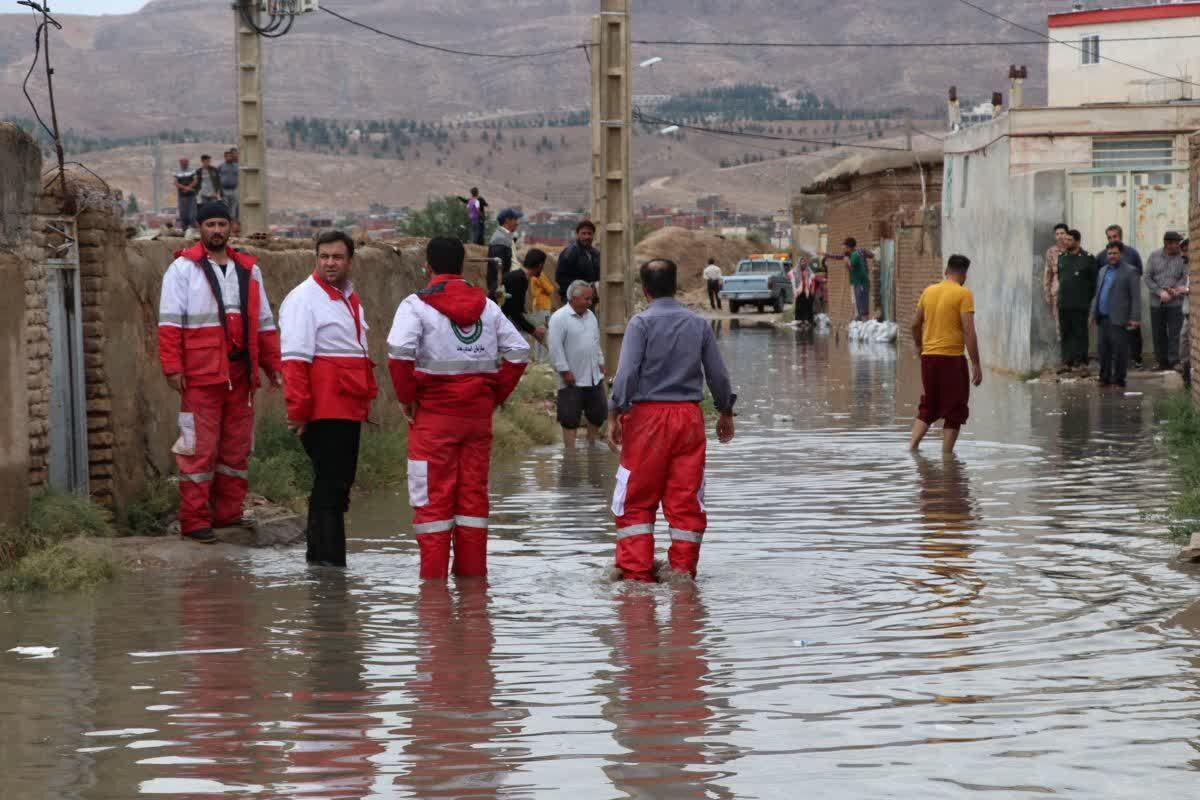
[399,196,495,243]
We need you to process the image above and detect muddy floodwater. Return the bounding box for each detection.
[5,323,1200,799]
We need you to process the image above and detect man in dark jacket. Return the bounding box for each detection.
[1056,229,1098,369]
[502,249,548,344]
[487,208,521,301]
[1094,224,1145,368]
[556,220,600,303]
[1090,241,1143,388]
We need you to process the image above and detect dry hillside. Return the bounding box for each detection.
[0,0,1066,136]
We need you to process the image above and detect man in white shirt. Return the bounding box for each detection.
[548,280,606,447]
[703,259,723,310]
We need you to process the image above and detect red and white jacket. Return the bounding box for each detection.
[387,274,529,418]
[279,273,378,423]
[157,243,281,389]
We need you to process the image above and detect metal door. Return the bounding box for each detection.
[1069,167,1188,254]
[878,239,896,322]
[44,217,89,492]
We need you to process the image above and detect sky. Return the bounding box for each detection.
[1,0,148,14]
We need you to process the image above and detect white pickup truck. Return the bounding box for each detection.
[718,254,794,314]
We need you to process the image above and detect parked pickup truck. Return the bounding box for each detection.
[718,254,794,314]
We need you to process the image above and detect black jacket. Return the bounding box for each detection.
[487,228,515,298]
[501,268,537,334]
[555,241,600,300]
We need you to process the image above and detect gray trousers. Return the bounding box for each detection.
[222,190,239,222]
[1150,304,1184,366]
[1097,319,1131,386]
[177,193,197,230]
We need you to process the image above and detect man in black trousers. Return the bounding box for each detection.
[1090,241,1143,389]
[279,231,378,566]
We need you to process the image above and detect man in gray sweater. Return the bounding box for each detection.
[1091,241,1143,388]
[1144,230,1189,371]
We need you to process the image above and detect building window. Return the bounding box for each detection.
[1092,138,1173,171]
[1081,34,1100,65]
[961,156,970,208]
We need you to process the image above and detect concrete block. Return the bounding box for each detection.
[83,337,105,354]
[86,397,111,413]
[86,384,110,400]
[83,321,104,338]
[88,462,113,477]
[87,414,109,432]
[88,431,114,448]
[28,468,47,487]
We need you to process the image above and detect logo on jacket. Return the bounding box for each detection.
[452,321,483,344]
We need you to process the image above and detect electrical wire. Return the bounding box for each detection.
[913,127,946,142]
[320,5,584,59]
[950,0,1200,88]
[19,5,57,140]
[634,109,911,152]
[632,33,1200,48]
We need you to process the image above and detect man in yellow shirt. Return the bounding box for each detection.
[529,255,556,360]
[909,255,982,453]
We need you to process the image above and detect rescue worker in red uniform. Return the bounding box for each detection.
[158,201,282,543]
[387,237,529,579]
[279,231,377,567]
[607,258,736,581]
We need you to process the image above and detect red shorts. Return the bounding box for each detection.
[918,355,970,429]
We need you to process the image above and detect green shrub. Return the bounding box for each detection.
[121,478,180,537]
[249,414,312,504]
[0,541,119,592]
[356,426,409,489]
[0,525,42,570]
[26,493,113,541]
[1158,392,1200,540]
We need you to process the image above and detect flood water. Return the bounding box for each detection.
[4,323,1200,799]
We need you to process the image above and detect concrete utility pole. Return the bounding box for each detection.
[904,113,913,151]
[590,0,634,373]
[151,138,161,215]
[235,4,269,234]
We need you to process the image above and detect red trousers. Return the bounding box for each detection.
[176,377,254,535]
[407,411,492,579]
[612,402,707,581]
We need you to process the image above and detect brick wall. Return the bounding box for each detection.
[895,205,945,346]
[24,211,49,492]
[821,164,943,326]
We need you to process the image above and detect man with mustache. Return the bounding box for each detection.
[157,201,282,543]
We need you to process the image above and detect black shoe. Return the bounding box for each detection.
[182,527,217,544]
[215,515,256,529]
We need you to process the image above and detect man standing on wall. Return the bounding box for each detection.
[174,157,198,233]
[843,237,870,322]
[608,259,737,582]
[1095,224,1145,368]
[487,208,522,301]
[218,149,240,227]
[279,231,377,567]
[1043,222,1070,314]
[1056,229,1098,371]
[387,237,529,579]
[157,202,282,543]
[196,154,223,206]
[1144,231,1189,372]
[1091,241,1142,388]
[909,255,982,454]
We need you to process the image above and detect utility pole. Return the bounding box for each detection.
[235,3,268,234]
[590,0,634,373]
[151,139,161,216]
[904,113,913,151]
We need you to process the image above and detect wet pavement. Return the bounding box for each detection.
[3,323,1199,799]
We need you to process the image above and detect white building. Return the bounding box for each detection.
[942,1,1200,373]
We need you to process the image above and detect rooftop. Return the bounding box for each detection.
[1048,2,1200,28]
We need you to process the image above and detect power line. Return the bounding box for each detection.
[913,126,946,143]
[632,33,1200,48]
[320,5,584,59]
[633,109,911,152]
[950,0,1200,88]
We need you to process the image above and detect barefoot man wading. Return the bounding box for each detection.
[608,259,737,582]
[909,254,982,454]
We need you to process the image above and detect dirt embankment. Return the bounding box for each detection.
[633,227,759,290]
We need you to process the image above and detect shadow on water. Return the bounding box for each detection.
[4,327,1200,798]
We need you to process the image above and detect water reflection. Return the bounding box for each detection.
[602,587,735,799]
[395,581,524,798]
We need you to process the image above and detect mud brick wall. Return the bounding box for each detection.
[820,166,942,325]
[1191,133,1200,407]
[895,205,944,347]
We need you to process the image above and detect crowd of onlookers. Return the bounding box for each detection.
[174,148,240,233]
[1043,222,1189,388]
